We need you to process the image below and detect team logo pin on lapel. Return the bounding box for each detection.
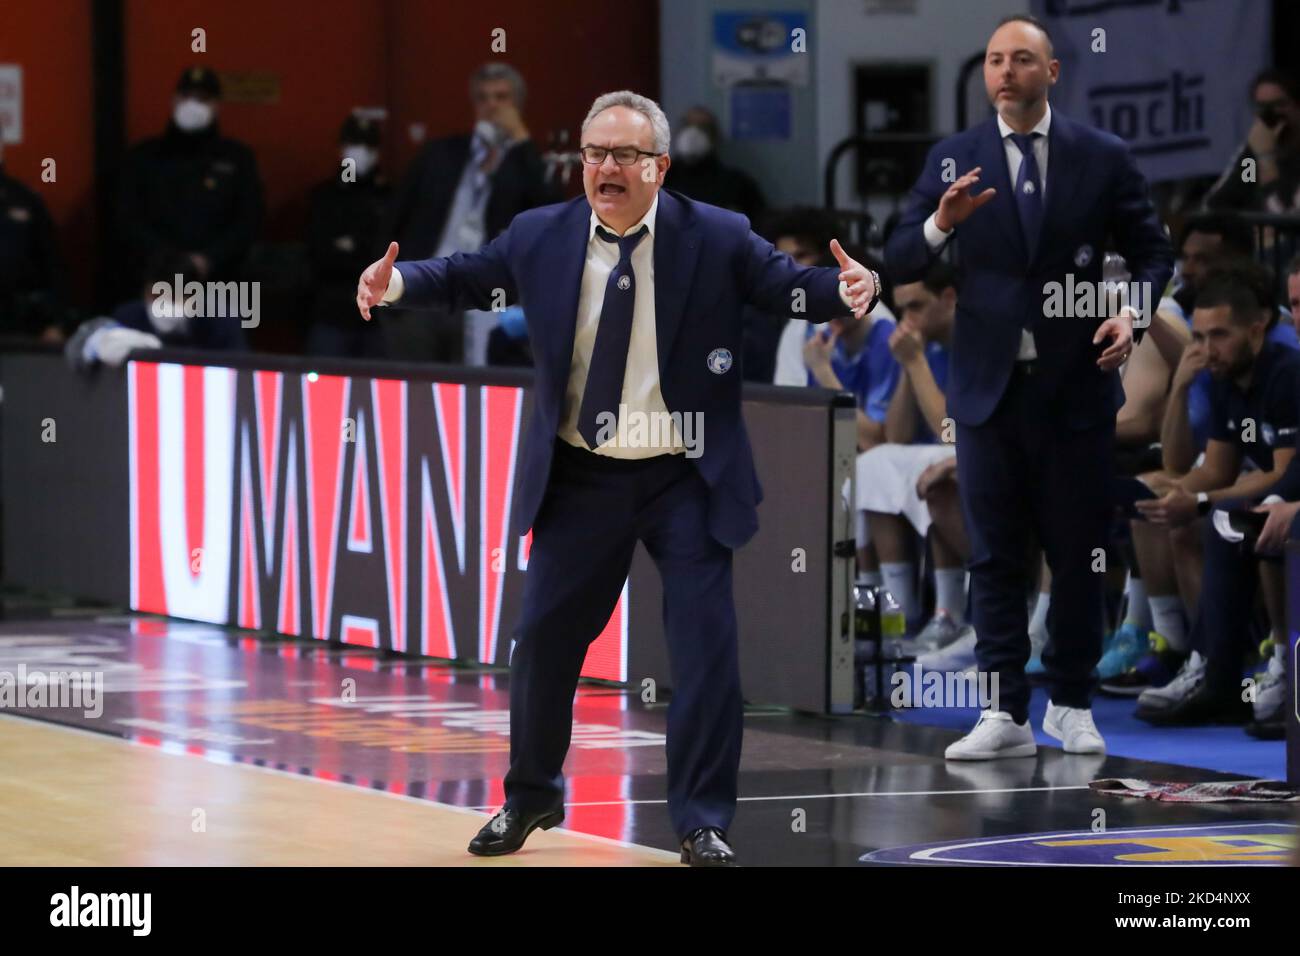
[1074,245,1094,267]
[1022,181,1035,195]
[707,348,733,374]
[617,275,632,291]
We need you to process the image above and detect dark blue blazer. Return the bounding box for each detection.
[885,110,1174,428]
[393,188,852,548]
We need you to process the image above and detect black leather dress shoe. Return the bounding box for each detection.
[467,805,564,856]
[680,827,738,866]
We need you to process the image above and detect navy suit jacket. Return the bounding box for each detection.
[885,110,1174,428]
[392,188,852,548]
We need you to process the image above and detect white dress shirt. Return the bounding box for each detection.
[924,104,1053,361]
[556,192,684,457]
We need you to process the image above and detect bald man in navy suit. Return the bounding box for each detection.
[886,15,1173,760]
[358,90,880,865]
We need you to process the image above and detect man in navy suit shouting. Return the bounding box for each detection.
[886,16,1173,760]
[357,91,880,864]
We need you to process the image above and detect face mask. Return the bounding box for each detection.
[148,297,188,335]
[174,98,214,132]
[674,126,712,163]
[341,145,378,178]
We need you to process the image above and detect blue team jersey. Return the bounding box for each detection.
[804,318,901,421]
[914,341,951,444]
[1187,316,1299,452]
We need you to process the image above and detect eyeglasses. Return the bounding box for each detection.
[580,145,661,166]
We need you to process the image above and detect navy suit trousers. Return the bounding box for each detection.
[503,439,743,840]
[955,365,1116,722]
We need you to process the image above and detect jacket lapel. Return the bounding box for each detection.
[651,189,701,379]
[534,197,594,406]
[975,118,1026,261]
[1038,111,1086,269]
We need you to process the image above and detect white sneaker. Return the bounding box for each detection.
[1043,701,1106,754]
[944,709,1037,760]
[918,626,977,672]
[912,610,965,653]
[1136,650,1206,715]
[1252,653,1286,721]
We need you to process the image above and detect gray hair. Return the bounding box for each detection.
[581,91,671,154]
[469,62,526,109]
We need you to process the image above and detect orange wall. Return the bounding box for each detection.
[1,0,659,310]
[0,0,96,305]
[385,0,661,174]
[124,0,389,239]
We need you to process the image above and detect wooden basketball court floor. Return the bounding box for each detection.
[0,612,1294,867]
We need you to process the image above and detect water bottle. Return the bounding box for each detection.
[851,584,878,709]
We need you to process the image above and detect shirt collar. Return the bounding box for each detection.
[590,191,659,243]
[998,102,1052,141]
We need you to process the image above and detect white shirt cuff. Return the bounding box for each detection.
[923,213,953,250]
[381,266,405,304]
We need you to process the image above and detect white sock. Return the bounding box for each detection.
[857,570,882,588]
[881,562,919,620]
[1029,591,1050,642]
[934,568,967,623]
[1123,574,1152,630]
[1149,595,1187,652]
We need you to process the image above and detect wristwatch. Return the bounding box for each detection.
[1196,491,1211,516]
[865,269,882,315]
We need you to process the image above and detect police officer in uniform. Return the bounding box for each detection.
[116,67,263,293]
[305,115,391,358]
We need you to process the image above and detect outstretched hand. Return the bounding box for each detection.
[357,241,400,322]
[830,239,877,318]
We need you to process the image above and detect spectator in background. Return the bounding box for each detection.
[305,115,391,359]
[784,239,897,591]
[772,221,898,388]
[791,243,898,452]
[384,62,555,365]
[663,106,766,222]
[746,207,838,382]
[1204,70,1300,214]
[0,121,68,343]
[67,251,247,370]
[116,67,263,294]
[1135,270,1298,724]
[856,262,969,657]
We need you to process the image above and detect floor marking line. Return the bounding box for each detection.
[465,784,1092,810]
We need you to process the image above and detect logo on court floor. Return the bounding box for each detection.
[861,822,1295,865]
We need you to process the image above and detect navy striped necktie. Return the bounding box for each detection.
[577,224,650,449]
